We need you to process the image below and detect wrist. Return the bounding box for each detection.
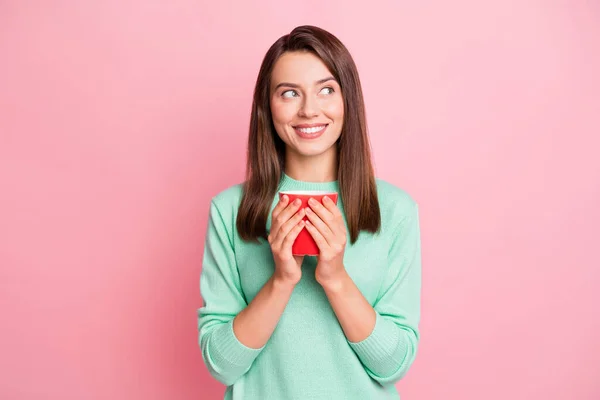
[271,275,298,293]
[316,269,350,293]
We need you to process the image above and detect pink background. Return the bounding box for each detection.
[1,1,599,399]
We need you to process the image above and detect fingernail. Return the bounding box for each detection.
[294,199,301,205]
[308,198,316,205]
[283,195,289,202]
[323,196,330,203]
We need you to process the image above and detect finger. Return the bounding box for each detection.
[313,196,346,237]
[322,196,346,236]
[269,196,292,244]
[304,220,329,251]
[308,197,334,226]
[272,197,302,233]
[272,195,290,221]
[273,208,305,248]
[278,198,302,224]
[282,220,305,252]
[305,207,335,245]
[322,195,341,216]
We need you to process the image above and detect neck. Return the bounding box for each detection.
[284,147,338,182]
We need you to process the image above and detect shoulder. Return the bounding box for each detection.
[210,182,244,216]
[374,178,419,237]
[375,178,418,216]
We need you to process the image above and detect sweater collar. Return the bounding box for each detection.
[278,172,340,193]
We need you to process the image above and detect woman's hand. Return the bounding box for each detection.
[304,196,348,287]
[268,195,305,287]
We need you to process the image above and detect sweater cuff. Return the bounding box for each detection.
[348,312,407,376]
[211,319,264,369]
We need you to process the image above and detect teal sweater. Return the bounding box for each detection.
[198,173,421,399]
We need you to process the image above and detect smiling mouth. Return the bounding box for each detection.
[295,124,327,133]
[293,124,329,138]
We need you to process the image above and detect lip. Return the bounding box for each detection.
[293,124,328,139]
[293,123,329,129]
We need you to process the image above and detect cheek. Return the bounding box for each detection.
[323,98,344,122]
[270,99,296,125]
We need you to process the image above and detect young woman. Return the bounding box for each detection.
[198,25,421,399]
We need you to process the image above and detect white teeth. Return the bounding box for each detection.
[297,125,326,134]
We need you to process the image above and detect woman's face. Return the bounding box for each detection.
[270,51,344,159]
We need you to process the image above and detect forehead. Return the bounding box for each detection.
[271,51,333,87]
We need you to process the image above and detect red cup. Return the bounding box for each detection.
[278,190,339,256]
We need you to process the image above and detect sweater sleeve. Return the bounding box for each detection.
[348,203,421,385]
[197,200,264,386]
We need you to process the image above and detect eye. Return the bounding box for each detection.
[320,87,334,95]
[282,90,299,98]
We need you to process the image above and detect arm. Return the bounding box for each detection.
[346,203,421,384]
[197,200,295,386]
[314,202,422,384]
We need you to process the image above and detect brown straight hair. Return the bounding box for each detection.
[236,25,380,244]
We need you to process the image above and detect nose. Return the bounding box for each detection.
[298,96,319,118]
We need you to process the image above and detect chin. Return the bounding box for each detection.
[292,142,337,158]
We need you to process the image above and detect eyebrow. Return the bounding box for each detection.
[273,76,337,91]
